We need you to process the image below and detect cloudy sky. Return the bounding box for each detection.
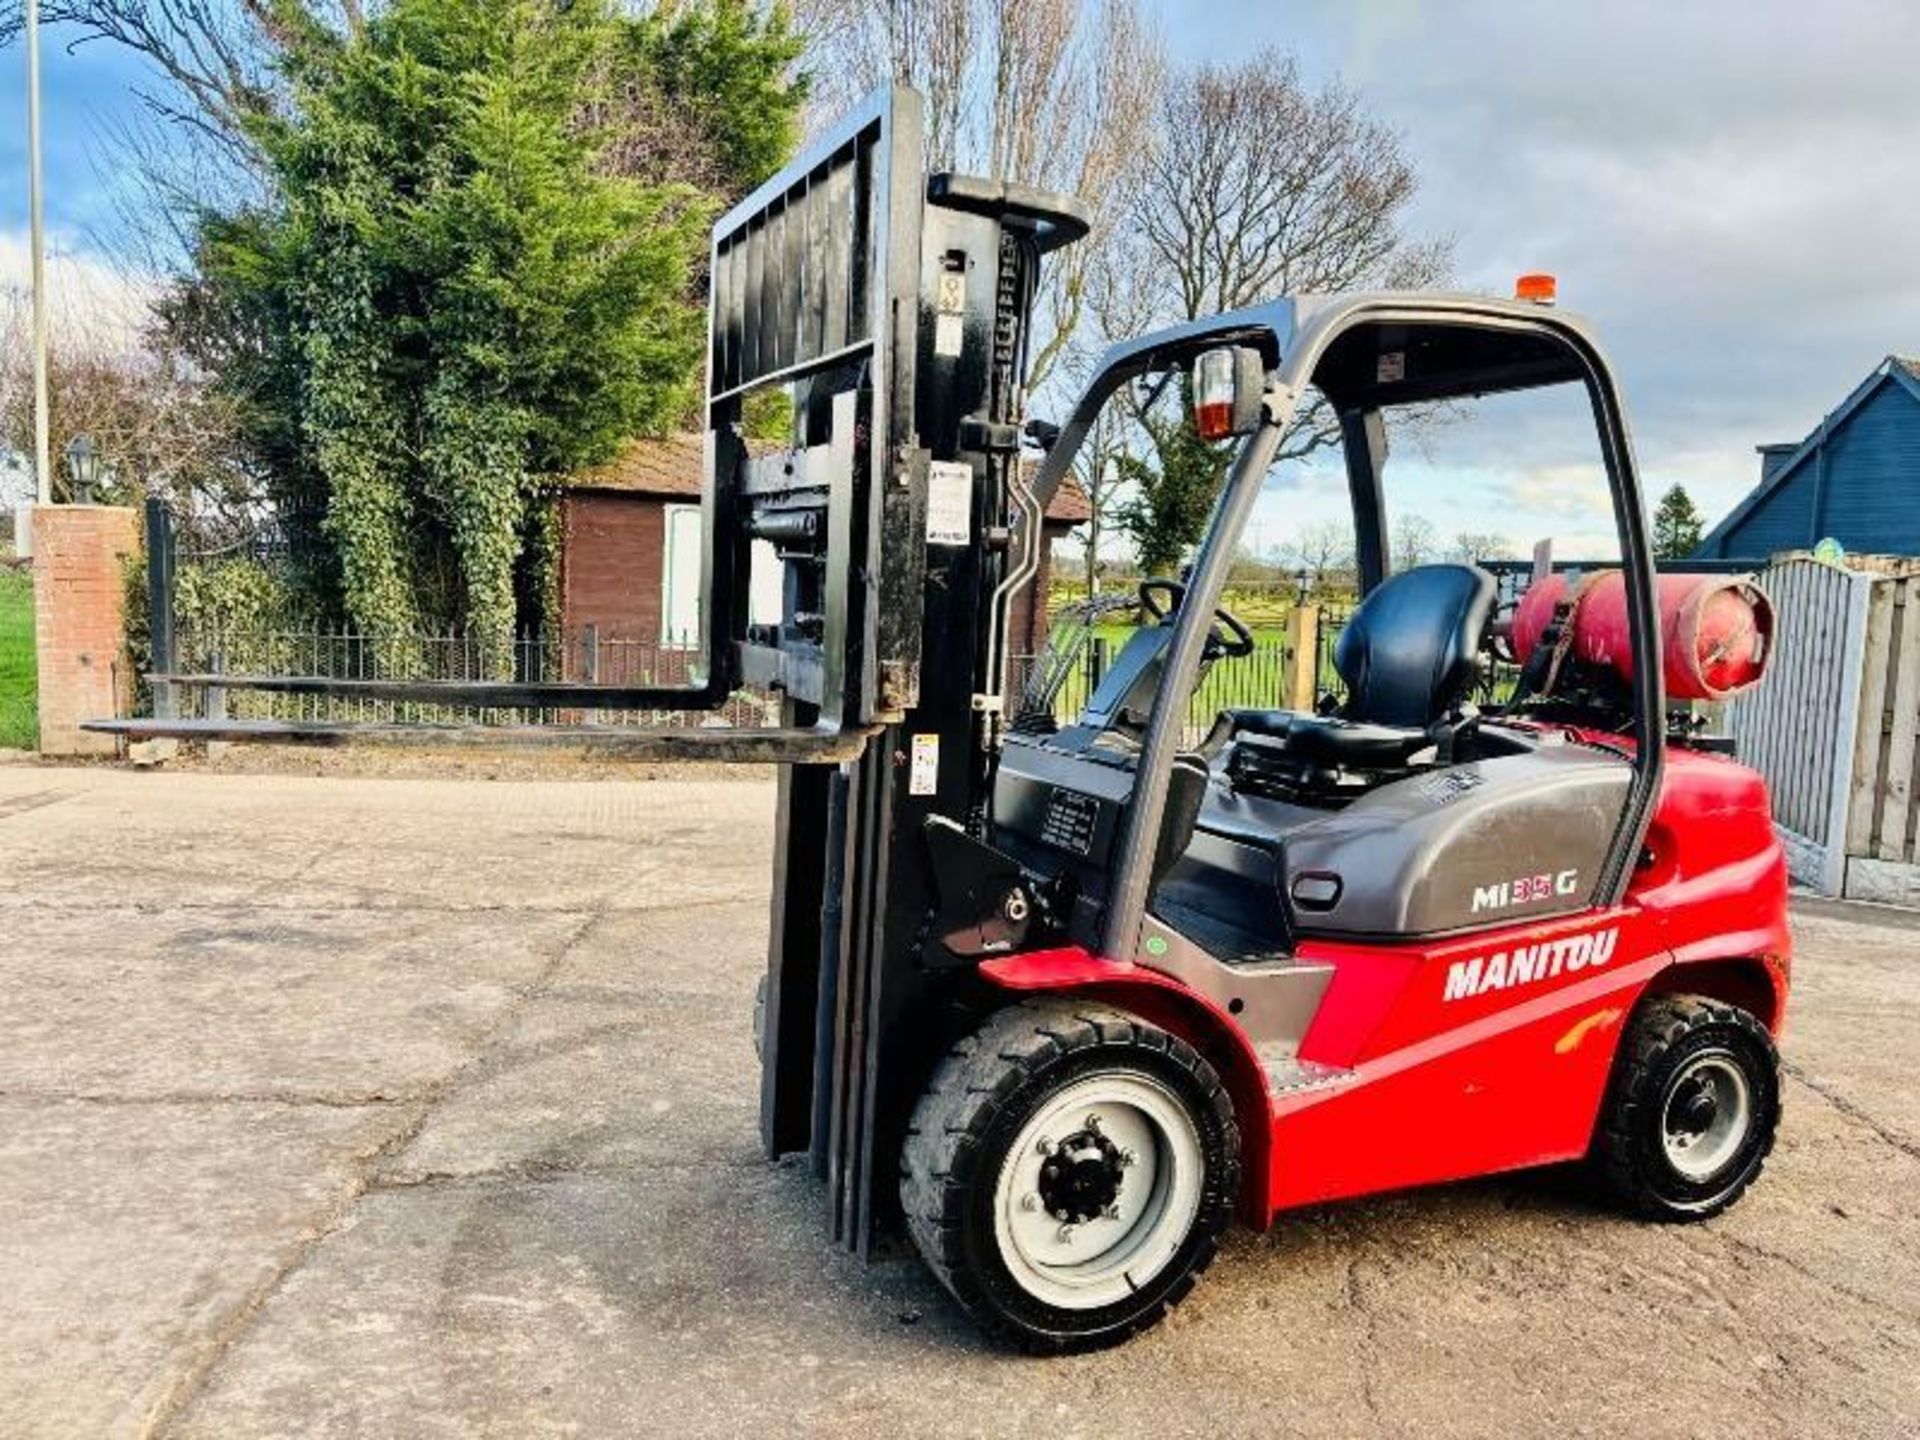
[1146,0,1920,556]
[4,2,1918,551]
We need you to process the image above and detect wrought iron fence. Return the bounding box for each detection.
[1012,591,1529,742]
[1011,610,1355,746]
[1314,598,1352,698]
[138,500,783,731]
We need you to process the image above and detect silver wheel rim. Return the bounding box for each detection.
[991,1072,1205,1311]
[1661,1050,1753,1182]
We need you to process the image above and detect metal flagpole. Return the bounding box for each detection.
[26,0,51,505]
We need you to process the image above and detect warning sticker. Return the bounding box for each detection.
[926,462,973,546]
[910,734,940,796]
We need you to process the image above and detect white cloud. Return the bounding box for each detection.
[0,229,159,358]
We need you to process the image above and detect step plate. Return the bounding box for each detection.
[1138,914,1337,1054]
[1259,1052,1355,1097]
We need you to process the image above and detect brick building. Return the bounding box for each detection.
[556,436,1090,663]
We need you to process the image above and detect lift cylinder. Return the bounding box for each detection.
[1510,571,1773,701]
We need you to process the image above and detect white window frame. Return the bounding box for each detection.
[660,503,703,649]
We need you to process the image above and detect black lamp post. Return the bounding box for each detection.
[64,433,102,504]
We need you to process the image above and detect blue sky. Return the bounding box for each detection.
[0,27,151,245]
[5,2,1919,556]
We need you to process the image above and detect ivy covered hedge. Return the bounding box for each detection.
[160,0,805,675]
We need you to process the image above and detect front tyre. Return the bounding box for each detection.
[900,1001,1239,1353]
[1593,994,1781,1221]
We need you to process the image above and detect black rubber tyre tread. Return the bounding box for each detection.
[1593,993,1780,1222]
[900,999,1239,1353]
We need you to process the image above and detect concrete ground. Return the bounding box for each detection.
[1,762,1916,1439]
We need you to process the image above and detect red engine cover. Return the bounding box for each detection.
[1511,571,1773,701]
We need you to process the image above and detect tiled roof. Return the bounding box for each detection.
[567,434,1093,525]
[1043,471,1094,525]
[566,433,708,497]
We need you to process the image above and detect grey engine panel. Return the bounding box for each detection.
[995,730,1634,947]
[1263,746,1632,937]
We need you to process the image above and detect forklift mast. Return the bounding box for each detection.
[718,88,1089,1252]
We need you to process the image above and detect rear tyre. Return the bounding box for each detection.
[900,1000,1239,1353]
[1593,994,1780,1221]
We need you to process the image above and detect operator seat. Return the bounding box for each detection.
[1231,564,1496,768]
[1336,563,1497,726]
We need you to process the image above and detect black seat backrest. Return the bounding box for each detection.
[1335,564,1496,728]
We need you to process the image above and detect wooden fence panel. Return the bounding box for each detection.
[1723,558,1871,893]
[1876,581,1920,860]
[1845,581,1895,855]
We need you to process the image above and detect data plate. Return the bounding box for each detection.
[1039,787,1101,856]
[926,461,973,546]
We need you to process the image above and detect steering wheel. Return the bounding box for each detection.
[1137,579,1256,659]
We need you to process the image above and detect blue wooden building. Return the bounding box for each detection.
[1696,356,1920,564]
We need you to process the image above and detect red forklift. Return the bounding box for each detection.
[103,86,1789,1353]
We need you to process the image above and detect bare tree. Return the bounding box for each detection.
[1077,50,1451,572]
[0,284,249,514]
[1062,367,1134,593]
[1449,531,1515,564]
[1283,519,1357,594]
[1134,53,1447,318]
[1101,49,1449,455]
[1392,513,1438,568]
[794,0,1165,392]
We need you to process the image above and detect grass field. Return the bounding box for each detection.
[0,567,36,750]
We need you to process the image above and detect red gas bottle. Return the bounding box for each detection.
[1510,571,1773,701]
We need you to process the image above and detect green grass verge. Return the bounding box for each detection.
[0,567,36,749]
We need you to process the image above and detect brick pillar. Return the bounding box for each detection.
[31,506,140,757]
